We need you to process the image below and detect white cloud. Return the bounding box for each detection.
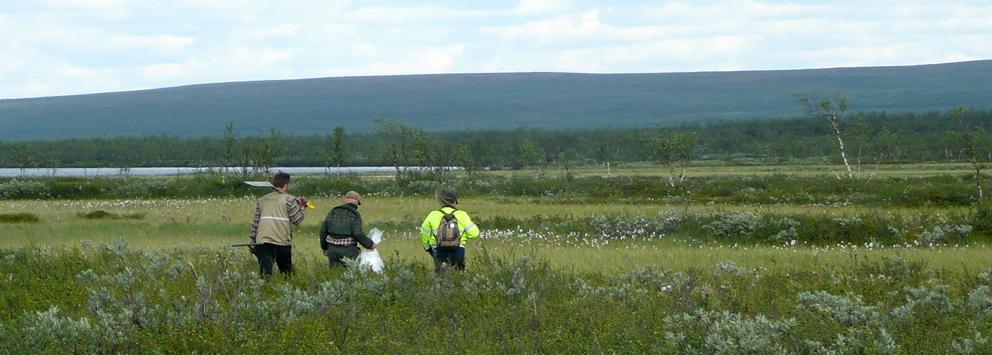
[38,0,130,18]
[553,35,751,72]
[351,43,377,57]
[111,34,196,53]
[493,9,677,45]
[0,50,28,72]
[342,5,495,23]
[140,46,299,82]
[1,0,991,98]
[141,62,189,81]
[513,0,573,15]
[363,43,467,74]
[241,24,301,39]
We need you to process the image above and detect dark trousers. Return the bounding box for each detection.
[254,243,293,277]
[325,245,361,268]
[433,247,466,272]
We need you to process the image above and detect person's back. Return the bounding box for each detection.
[249,172,307,277]
[420,191,479,272]
[320,191,375,267]
[255,191,294,246]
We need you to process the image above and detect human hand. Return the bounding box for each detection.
[297,197,309,208]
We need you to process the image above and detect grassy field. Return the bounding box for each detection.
[0,196,985,273]
[2,169,992,352]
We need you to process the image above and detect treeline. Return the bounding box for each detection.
[1,109,990,169]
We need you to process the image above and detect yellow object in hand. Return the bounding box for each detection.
[306,201,316,209]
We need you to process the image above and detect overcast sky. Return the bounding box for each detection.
[1,0,990,99]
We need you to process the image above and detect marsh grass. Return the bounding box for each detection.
[0,244,989,353]
[1,186,990,352]
[78,210,146,220]
[0,213,40,224]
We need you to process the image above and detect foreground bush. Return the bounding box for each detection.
[1,244,990,353]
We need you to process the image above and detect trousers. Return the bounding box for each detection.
[254,243,293,277]
[432,247,465,272]
[325,244,361,268]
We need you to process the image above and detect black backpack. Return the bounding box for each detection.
[436,209,461,250]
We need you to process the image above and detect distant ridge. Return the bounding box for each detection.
[2,60,990,140]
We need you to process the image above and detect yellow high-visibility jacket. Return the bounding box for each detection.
[420,206,479,250]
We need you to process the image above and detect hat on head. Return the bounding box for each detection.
[439,191,458,206]
[344,191,361,205]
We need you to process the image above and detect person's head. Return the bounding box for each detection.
[344,191,361,206]
[439,190,458,207]
[271,171,291,191]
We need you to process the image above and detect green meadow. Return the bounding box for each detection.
[1,166,991,353]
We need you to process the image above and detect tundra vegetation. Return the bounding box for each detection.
[1,108,991,352]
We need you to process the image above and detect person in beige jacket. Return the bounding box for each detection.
[249,171,307,277]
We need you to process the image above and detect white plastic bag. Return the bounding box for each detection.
[357,228,384,274]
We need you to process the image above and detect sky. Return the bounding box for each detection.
[1,0,990,99]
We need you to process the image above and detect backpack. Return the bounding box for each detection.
[436,209,461,250]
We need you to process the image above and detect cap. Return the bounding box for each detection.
[439,191,458,205]
[344,191,361,205]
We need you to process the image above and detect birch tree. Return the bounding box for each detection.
[222,122,236,173]
[11,143,30,177]
[649,130,698,187]
[372,118,415,186]
[949,107,989,199]
[797,93,852,179]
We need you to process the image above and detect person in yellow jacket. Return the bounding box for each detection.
[420,191,479,272]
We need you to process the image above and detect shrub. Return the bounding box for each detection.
[0,179,49,199]
[664,310,796,353]
[952,332,989,354]
[78,210,145,220]
[0,213,41,224]
[966,286,992,318]
[917,224,973,245]
[797,291,879,327]
[972,199,992,233]
[704,212,763,239]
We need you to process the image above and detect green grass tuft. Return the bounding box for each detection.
[78,210,146,220]
[0,213,40,224]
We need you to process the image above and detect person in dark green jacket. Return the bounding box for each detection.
[320,191,376,268]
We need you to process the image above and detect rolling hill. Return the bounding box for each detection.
[1,60,990,140]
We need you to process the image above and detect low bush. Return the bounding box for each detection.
[972,199,992,233]
[0,213,41,224]
[0,246,989,353]
[78,210,146,220]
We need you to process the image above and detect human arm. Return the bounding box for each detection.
[249,203,261,243]
[352,213,375,250]
[286,195,306,225]
[457,212,480,239]
[318,214,329,251]
[420,213,436,251]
